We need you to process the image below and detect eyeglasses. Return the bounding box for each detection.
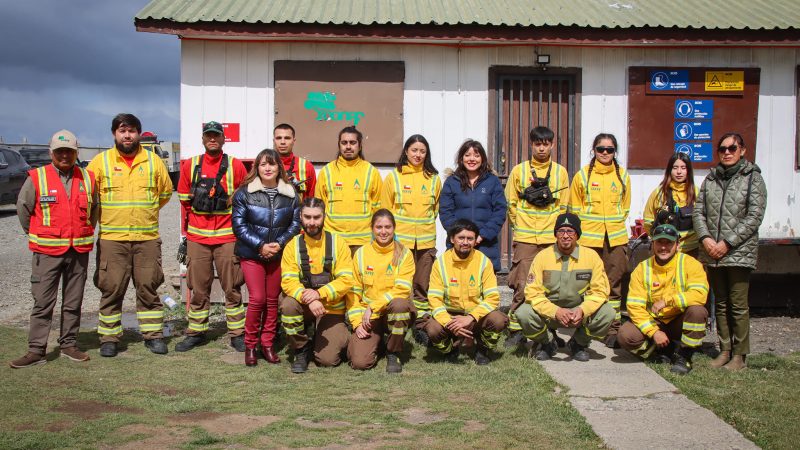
[594,146,616,154]
[556,229,577,236]
[718,144,739,154]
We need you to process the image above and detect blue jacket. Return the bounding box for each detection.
[232,178,301,262]
[439,172,507,271]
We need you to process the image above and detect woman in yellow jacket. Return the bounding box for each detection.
[569,133,631,347]
[643,152,699,257]
[346,209,415,373]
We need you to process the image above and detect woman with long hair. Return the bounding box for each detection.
[231,148,301,366]
[346,209,415,373]
[439,139,507,272]
[569,133,631,348]
[644,152,699,256]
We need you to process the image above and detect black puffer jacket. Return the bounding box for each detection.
[232,178,301,262]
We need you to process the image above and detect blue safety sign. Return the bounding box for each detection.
[650,70,689,90]
[675,143,713,162]
[674,121,712,140]
[675,100,714,119]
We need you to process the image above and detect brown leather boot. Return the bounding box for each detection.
[723,354,747,371]
[709,350,731,368]
[261,346,281,364]
[245,348,258,367]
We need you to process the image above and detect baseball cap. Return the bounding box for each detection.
[202,121,225,134]
[49,130,79,151]
[652,224,679,242]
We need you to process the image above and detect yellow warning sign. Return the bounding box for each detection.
[705,71,744,91]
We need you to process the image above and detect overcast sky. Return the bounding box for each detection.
[0,0,179,147]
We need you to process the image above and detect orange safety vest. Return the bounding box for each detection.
[28,165,95,255]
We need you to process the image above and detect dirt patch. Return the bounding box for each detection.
[175,412,279,436]
[750,316,800,356]
[150,385,182,397]
[402,408,447,425]
[111,424,191,450]
[220,351,245,365]
[296,417,351,429]
[52,400,143,420]
[45,420,75,432]
[462,420,487,433]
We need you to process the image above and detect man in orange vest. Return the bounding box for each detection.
[10,130,98,368]
[273,123,316,199]
[175,121,248,352]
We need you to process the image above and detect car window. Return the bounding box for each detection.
[0,151,8,165]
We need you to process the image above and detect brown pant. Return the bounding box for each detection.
[349,245,362,257]
[508,242,550,309]
[425,310,509,354]
[94,239,165,343]
[589,236,628,336]
[185,241,245,336]
[28,250,89,355]
[708,266,752,355]
[279,295,350,367]
[618,305,708,358]
[347,298,415,370]
[411,247,437,311]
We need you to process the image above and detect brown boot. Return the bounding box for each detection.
[723,354,747,371]
[60,347,90,362]
[709,350,731,368]
[9,352,46,369]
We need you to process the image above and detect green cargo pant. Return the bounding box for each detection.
[515,302,615,347]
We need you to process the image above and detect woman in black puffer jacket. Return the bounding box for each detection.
[232,148,301,366]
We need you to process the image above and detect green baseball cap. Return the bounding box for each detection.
[202,121,224,134]
[652,223,679,242]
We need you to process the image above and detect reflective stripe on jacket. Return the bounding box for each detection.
[505,159,569,245]
[381,165,441,249]
[428,248,500,326]
[569,162,631,248]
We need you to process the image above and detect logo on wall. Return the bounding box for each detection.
[304,92,365,125]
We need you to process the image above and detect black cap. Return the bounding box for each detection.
[554,213,581,238]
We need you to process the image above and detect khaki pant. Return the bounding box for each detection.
[94,239,164,343]
[618,305,708,358]
[28,250,89,355]
[425,310,509,354]
[185,241,245,336]
[589,236,628,337]
[708,266,752,355]
[515,302,615,347]
[347,298,415,370]
[507,242,551,331]
[279,295,350,367]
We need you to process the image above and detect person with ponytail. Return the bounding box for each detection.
[569,133,631,348]
[346,209,415,373]
[643,152,699,256]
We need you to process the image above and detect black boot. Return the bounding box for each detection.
[474,347,491,366]
[567,338,590,362]
[551,329,566,348]
[99,342,118,358]
[412,328,430,347]
[175,334,206,352]
[386,353,403,373]
[230,335,245,352]
[533,340,557,361]
[291,345,311,374]
[670,348,693,375]
[144,338,168,355]
[504,330,526,348]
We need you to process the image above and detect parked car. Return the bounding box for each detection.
[18,147,50,169]
[0,146,31,205]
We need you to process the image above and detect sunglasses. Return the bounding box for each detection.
[594,146,616,154]
[718,144,739,154]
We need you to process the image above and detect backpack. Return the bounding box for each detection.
[190,154,230,213]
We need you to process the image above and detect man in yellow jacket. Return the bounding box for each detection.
[619,224,709,374]
[280,198,354,373]
[518,213,615,361]
[88,113,173,357]
[425,219,508,365]
[315,126,381,252]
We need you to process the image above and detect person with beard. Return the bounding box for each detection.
[280,198,355,373]
[425,219,508,365]
[517,213,615,362]
[314,126,382,253]
[619,224,709,374]
[273,123,316,200]
[88,113,173,357]
[175,122,248,353]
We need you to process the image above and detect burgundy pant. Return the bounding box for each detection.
[241,258,281,349]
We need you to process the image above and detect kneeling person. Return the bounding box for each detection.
[619,224,709,374]
[518,213,615,361]
[280,198,354,373]
[347,209,415,373]
[426,219,508,365]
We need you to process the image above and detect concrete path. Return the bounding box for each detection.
[538,330,759,450]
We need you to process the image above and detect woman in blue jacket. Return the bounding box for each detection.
[232,148,301,367]
[440,139,507,271]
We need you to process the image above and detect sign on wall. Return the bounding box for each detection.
[274,61,405,164]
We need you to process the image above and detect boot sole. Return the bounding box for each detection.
[9,359,46,369]
[60,353,90,362]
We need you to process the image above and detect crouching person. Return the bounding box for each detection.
[347,209,415,373]
[619,224,709,374]
[280,198,354,373]
[518,213,615,361]
[425,219,508,365]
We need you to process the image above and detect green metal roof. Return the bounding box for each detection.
[136,0,800,30]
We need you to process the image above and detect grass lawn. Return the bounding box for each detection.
[651,352,800,450]
[0,324,601,450]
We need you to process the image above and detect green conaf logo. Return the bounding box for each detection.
[304,92,365,125]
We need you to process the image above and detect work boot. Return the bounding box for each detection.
[648,342,675,364]
[99,342,118,358]
[412,328,430,347]
[230,335,245,353]
[551,329,566,348]
[533,341,557,361]
[474,348,491,366]
[723,354,747,371]
[386,353,403,373]
[144,338,168,355]
[175,335,206,352]
[604,334,620,349]
[291,346,311,374]
[60,347,90,362]
[567,338,590,362]
[504,331,526,348]
[9,352,46,369]
[245,348,258,367]
[670,349,693,375]
[710,350,731,368]
[445,347,460,363]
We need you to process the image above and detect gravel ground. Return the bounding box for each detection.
[1,198,798,355]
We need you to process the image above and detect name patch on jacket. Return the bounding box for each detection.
[575,271,591,281]
[39,195,57,203]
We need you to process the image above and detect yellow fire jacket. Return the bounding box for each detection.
[87,146,173,241]
[626,253,709,337]
[315,156,382,246]
[280,232,355,315]
[524,245,609,319]
[505,159,570,245]
[346,240,415,329]
[428,248,500,326]
[569,162,631,248]
[643,181,700,252]
[380,165,442,249]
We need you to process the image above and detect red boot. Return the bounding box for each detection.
[262,346,281,364]
[245,348,258,367]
